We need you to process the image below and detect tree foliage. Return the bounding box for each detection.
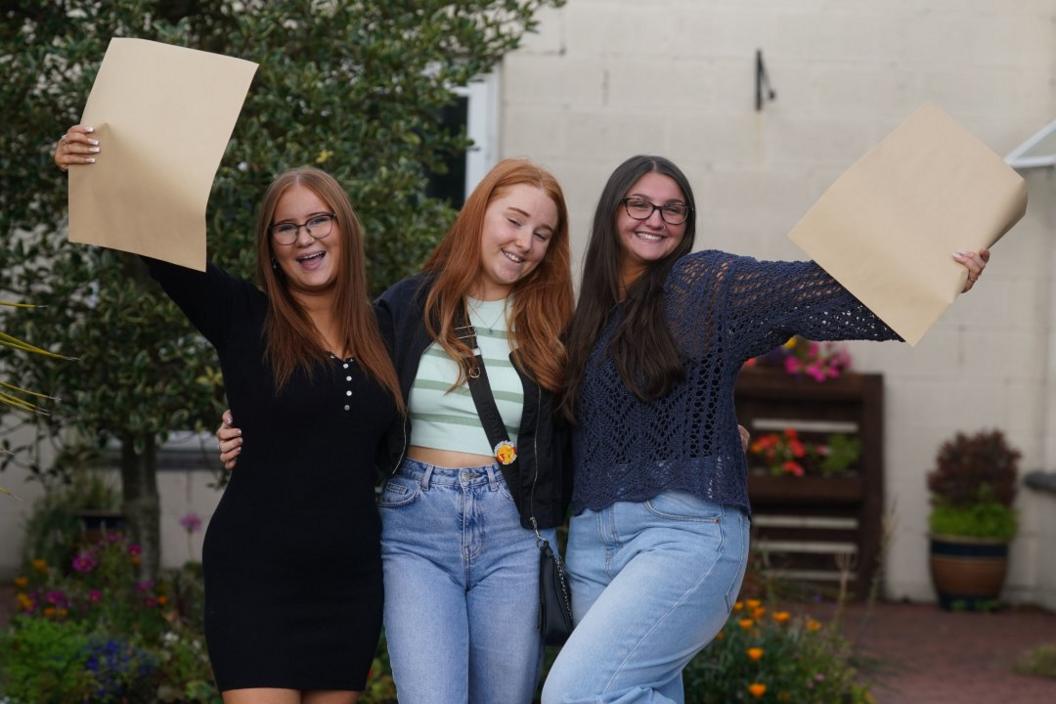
[0,0,562,576]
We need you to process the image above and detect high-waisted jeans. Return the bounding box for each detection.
[380,458,556,704]
[542,491,750,704]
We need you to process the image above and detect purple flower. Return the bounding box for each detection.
[179,512,203,534]
[72,551,98,574]
[88,589,103,603]
[45,590,68,607]
[134,579,154,593]
[127,543,142,556]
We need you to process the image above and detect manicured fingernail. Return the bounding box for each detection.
[234,448,241,454]
[85,126,94,132]
[87,158,95,163]
[236,430,242,436]
[90,139,99,146]
[90,147,100,153]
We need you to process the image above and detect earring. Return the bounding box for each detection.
[271,258,278,270]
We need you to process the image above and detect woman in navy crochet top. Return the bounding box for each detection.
[541,155,989,704]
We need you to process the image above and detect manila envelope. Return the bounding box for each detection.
[69,38,258,271]
[788,104,1027,345]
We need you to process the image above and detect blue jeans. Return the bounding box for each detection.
[380,458,555,704]
[541,492,750,704]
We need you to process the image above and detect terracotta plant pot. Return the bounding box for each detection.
[928,533,1009,611]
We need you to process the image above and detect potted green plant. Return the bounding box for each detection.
[926,429,1020,610]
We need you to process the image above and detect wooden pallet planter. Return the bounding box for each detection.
[736,368,884,599]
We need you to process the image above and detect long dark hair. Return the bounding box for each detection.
[256,167,404,412]
[562,155,696,419]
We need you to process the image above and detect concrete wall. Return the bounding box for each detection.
[500,0,1056,603]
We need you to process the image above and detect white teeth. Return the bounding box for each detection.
[501,250,524,264]
[635,231,663,242]
[296,252,325,262]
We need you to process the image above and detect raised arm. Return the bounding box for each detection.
[54,124,259,349]
[667,249,987,365]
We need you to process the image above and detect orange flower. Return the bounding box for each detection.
[156,595,169,606]
[748,683,767,698]
[745,599,761,610]
[55,607,68,619]
[130,554,141,566]
[772,610,791,624]
[746,647,764,661]
[43,606,56,618]
[16,593,33,611]
[752,606,766,620]
[738,618,754,630]
[13,576,28,588]
[806,618,823,632]
[733,600,744,612]
[31,558,47,572]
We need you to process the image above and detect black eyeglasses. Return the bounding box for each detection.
[620,197,691,225]
[270,213,336,245]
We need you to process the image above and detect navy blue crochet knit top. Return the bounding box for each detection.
[570,250,900,517]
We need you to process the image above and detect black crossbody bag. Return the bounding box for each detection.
[456,319,574,646]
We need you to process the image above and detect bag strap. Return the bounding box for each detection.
[456,306,546,540]
[454,320,512,451]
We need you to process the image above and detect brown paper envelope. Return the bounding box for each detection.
[69,38,258,271]
[788,104,1027,346]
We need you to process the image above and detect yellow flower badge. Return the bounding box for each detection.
[494,441,517,466]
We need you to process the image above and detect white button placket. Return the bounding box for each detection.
[342,359,352,411]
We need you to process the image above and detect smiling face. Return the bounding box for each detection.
[616,171,689,283]
[474,184,559,300]
[270,184,343,297]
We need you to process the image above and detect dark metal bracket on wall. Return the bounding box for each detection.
[756,49,777,111]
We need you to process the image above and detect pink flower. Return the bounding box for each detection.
[45,590,68,607]
[88,589,102,603]
[71,551,98,574]
[179,512,203,534]
[135,579,154,593]
[128,543,142,556]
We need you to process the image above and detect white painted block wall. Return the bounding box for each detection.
[501,0,1056,604]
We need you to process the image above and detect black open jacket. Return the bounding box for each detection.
[374,272,571,530]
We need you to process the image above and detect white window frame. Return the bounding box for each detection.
[454,71,501,196]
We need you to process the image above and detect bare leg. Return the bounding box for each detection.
[223,688,300,704]
[303,691,359,704]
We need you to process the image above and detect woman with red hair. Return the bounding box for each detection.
[221,158,575,704]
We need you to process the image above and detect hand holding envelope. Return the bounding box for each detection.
[788,104,1027,345]
[66,38,258,271]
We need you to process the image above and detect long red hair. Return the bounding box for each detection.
[422,159,573,392]
[255,167,403,412]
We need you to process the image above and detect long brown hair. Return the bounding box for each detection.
[255,167,404,411]
[562,155,697,420]
[422,159,573,393]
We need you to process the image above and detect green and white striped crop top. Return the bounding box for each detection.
[407,297,524,456]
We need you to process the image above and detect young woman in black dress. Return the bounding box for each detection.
[55,125,403,704]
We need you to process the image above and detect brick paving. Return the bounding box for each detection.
[826,602,1056,704]
[2,582,1055,702]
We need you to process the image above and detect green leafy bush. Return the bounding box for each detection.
[928,498,1017,541]
[682,601,874,703]
[1015,643,1056,680]
[0,616,95,703]
[926,430,1021,540]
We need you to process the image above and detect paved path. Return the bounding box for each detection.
[830,602,1056,704]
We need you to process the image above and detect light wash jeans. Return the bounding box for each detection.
[379,458,555,704]
[541,491,750,704]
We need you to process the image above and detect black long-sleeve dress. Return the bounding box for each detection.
[146,258,395,692]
